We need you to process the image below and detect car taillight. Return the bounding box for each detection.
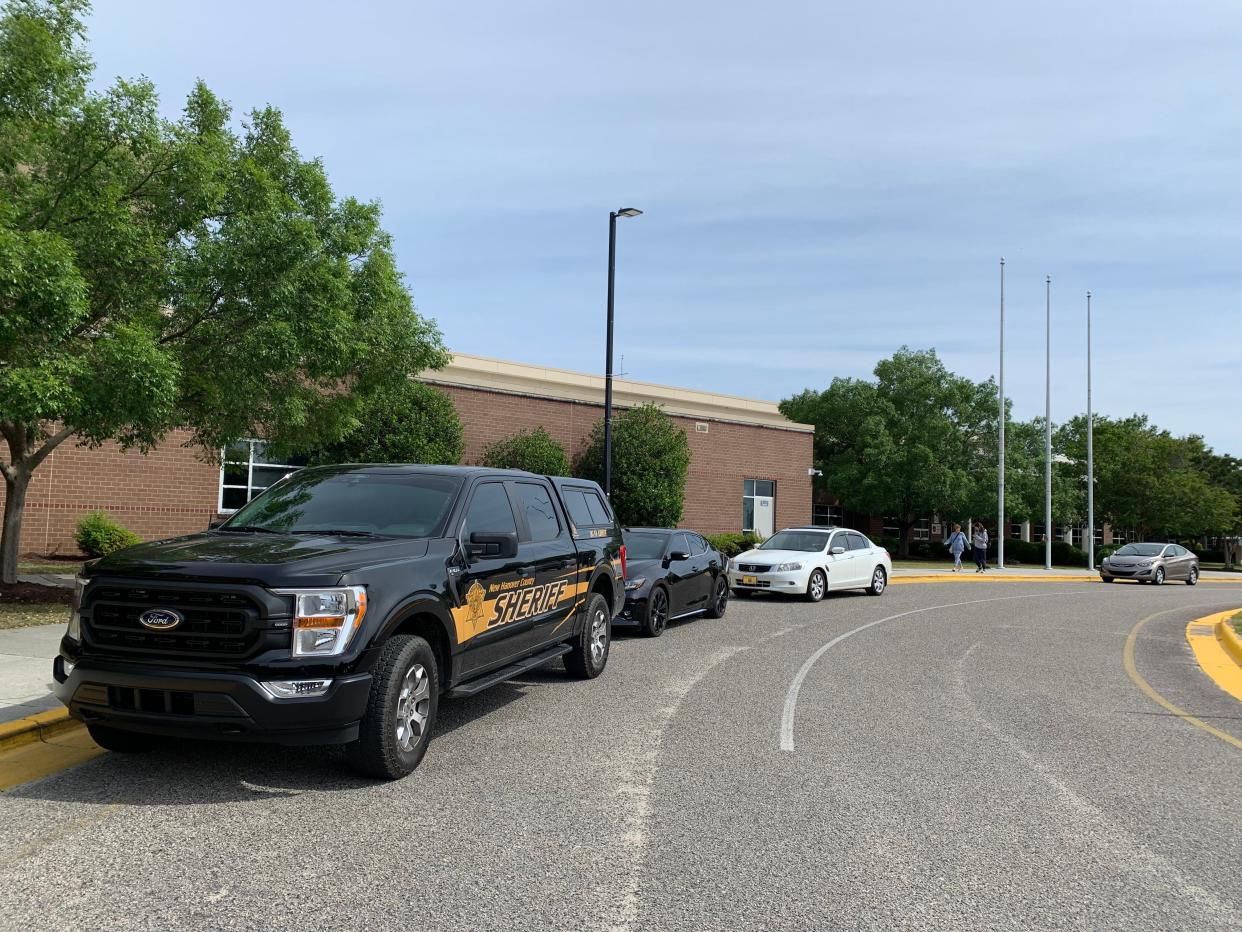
[619,544,627,579]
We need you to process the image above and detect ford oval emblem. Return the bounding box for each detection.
[139,608,184,631]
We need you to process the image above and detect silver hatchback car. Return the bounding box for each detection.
[1100,542,1199,585]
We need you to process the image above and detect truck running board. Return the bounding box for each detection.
[445,643,573,698]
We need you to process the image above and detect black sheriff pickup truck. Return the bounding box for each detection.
[53,465,626,779]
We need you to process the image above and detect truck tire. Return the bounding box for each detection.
[640,586,669,638]
[346,634,439,780]
[565,592,610,679]
[705,575,729,618]
[86,724,163,753]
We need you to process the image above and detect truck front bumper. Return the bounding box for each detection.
[52,654,372,745]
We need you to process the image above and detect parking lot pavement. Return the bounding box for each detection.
[0,624,64,724]
[2,581,1241,930]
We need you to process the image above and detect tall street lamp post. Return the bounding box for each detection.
[997,257,1006,569]
[1086,290,1095,571]
[1044,275,1052,572]
[604,207,643,496]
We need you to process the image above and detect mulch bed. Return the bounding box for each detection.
[0,582,73,605]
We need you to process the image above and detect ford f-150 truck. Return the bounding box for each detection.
[53,465,626,779]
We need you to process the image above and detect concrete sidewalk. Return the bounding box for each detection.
[890,564,1240,580]
[0,624,65,725]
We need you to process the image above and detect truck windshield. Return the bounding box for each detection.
[220,470,463,538]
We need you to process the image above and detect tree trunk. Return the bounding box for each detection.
[1,469,30,585]
[898,515,915,558]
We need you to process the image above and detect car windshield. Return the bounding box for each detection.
[623,532,669,561]
[1113,543,1166,557]
[220,470,462,538]
[759,530,829,552]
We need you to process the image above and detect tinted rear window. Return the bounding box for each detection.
[585,492,612,525]
[562,489,593,527]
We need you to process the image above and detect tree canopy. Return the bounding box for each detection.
[577,404,690,527]
[306,381,462,467]
[782,348,1239,553]
[781,348,993,554]
[481,426,570,475]
[0,0,449,580]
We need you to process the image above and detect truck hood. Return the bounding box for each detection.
[85,531,434,586]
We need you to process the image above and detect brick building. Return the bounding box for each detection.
[5,353,814,556]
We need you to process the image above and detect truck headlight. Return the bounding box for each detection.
[278,587,368,657]
[67,576,88,641]
[775,562,803,572]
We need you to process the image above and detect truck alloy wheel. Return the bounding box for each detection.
[347,634,439,780]
[565,593,610,678]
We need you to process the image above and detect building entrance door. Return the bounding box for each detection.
[754,495,775,537]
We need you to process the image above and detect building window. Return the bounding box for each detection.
[219,441,307,512]
[882,516,901,537]
[742,479,776,533]
[911,518,930,541]
[812,504,842,527]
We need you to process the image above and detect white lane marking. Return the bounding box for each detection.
[779,590,1090,752]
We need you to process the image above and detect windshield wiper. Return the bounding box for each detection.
[289,529,379,537]
[218,525,283,534]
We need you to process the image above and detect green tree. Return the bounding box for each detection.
[1055,415,1237,539]
[481,426,570,475]
[0,0,448,581]
[781,347,995,556]
[577,404,690,527]
[306,381,462,466]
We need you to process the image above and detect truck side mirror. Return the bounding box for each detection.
[468,531,518,560]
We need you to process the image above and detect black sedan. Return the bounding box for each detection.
[619,528,730,637]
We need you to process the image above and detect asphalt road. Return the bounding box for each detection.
[2,581,1241,931]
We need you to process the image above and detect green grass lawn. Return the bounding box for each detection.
[17,561,84,575]
[1231,610,1242,637]
[0,602,67,630]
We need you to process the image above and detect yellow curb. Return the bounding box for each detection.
[1216,613,1242,668]
[0,721,104,791]
[1185,609,1242,704]
[0,708,75,752]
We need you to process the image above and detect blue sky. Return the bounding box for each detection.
[87,1,1241,454]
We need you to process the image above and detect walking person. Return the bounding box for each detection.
[971,521,989,572]
[945,523,968,572]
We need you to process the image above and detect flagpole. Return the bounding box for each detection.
[1045,275,1052,571]
[997,257,1005,569]
[1086,291,1094,570]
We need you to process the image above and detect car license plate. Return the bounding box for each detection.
[742,575,757,585]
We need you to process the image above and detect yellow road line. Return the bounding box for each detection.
[1185,609,1242,704]
[0,722,103,791]
[1123,609,1242,751]
[892,575,1242,585]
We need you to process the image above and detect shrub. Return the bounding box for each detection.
[75,511,141,557]
[1097,544,1121,562]
[481,427,570,475]
[577,404,690,527]
[1050,540,1089,567]
[706,532,763,557]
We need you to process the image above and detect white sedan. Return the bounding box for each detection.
[728,526,892,602]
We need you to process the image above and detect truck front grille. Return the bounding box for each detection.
[85,585,268,659]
